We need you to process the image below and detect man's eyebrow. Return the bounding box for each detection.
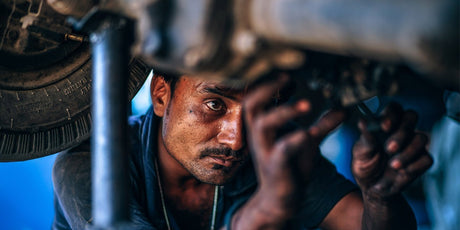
[201,86,239,101]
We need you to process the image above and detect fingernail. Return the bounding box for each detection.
[387,140,399,153]
[381,118,391,132]
[391,160,402,169]
[296,100,311,112]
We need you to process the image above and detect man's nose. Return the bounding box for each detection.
[217,112,245,151]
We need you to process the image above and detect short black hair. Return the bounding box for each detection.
[153,70,180,94]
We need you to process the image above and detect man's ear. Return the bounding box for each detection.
[150,75,171,117]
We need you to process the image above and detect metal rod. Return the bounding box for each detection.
[90,15,131,228]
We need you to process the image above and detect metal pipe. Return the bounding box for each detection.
[248,0,458,74]
[90,15,131,228]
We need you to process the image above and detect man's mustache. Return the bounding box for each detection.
[200,147,244,160]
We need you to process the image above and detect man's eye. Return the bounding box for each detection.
[205,100,225,112]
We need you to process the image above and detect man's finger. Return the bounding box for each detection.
[379,102,404,133]
[389,133,428,170]
[308,109,347,144]
[385,110,418,154]
[357,119,378,146]
[273,130,309,160]
[258,100,311,133]
[386,153,434,194]
[243,75,289,122]
[403,153,433,177]
[352,142,384,182]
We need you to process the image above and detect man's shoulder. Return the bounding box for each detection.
[53,107,157,186]
[53,141,92,229]
[53,140,91,178]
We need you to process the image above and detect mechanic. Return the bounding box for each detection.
[52,72,433,230]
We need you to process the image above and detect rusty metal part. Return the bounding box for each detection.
[43,0,458,89]
[135,0,234,75]
[292,53,401,107]
[245,0,459,88]
[131,0,458,89]
[0,0,83,70]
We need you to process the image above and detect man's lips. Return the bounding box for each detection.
[208,156,240,167]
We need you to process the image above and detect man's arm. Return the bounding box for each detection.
[52,141,157,229]
[319,191,363,230]
[52,147,93,230]
[319,190,415,230]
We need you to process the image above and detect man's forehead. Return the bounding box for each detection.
[184,76,247,96]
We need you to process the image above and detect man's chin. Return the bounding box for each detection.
[197,169,236,185]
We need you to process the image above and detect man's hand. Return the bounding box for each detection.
[352,102,433,200]
[231,76,346,229]
[352,102,433,230]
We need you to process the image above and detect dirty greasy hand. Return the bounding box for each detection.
[352,102,433,201]
[243,75,346,216]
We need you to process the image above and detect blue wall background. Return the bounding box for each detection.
[0,154,57,230]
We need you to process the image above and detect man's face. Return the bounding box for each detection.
[158,76,249,185]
